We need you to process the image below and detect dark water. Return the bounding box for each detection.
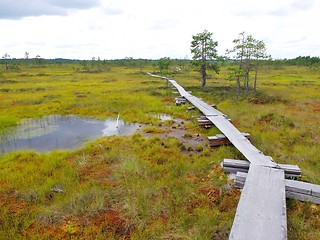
[0,115,140,153]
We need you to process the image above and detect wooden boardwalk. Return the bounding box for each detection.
[147,73,287,239]
[229,165,287,240]
[148,73,320,239]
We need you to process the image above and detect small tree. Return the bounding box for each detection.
[252,39,269,94]
[24,52,29,66]
[226,32,269,96]
[2,53,10,71]
[103,60,111,72]
[96,57,102,72]
[137,58,146,73]
[124,57,135,68]
[191,30,219,87]
[158,57,171,74]
[34,55,43,68]
[226,32,245,96]
[90,57,96,71]
[81,60,89,72]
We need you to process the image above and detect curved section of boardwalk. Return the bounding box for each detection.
[147,73,287,240]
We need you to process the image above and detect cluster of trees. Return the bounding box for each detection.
[80,57,108,73]
[1,52,45,70]
[189,30,320,96]
[1,53,23,71]
[226,32,270,95]
[190,30,269,96]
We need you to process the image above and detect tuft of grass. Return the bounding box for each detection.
[183,132,193,138]
[195,143,204,152]
[0,115,18,133]
[142,126,166,134]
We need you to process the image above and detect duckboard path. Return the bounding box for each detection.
[147,73,287,240]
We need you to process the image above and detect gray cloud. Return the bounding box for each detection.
[149,19,178,30]
[48,0,100,9]
[269,0,317,16]
[290,0,316,11]
[269,8,290,17]
[105,8,124,15]
[0,0,101,19]
[282,36,308,45]
[234,0,318,17]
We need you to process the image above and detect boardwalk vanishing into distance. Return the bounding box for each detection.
[147,73,320,240]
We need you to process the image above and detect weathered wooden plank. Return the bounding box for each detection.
[224,167,249,175]
[175,96,186,101]
[230,165,287,240]
[223,159,301,177]
[229,167,300,178]
[209,133,250,141]
[235,172,320,204]
[223,159,301,173]
[198,119,214,125]
[234,171,247,189]
[175,101,186,106]
[286,192,320,204]
[285,179,320,198]
[278,164,302,176]
[208,133,250,147]
[175,96,187,105]
[223,159,251,169]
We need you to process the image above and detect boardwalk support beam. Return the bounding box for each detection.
[208,133,250,147]
[222,159,301,178]
[235,171,320,204]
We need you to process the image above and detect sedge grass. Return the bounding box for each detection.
[0,63,319,239]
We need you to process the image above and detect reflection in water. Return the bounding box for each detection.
[0,115,140,153]
[158,114,172,121]
[151,113,173,122]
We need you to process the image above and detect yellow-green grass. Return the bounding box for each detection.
[0,63,319,239]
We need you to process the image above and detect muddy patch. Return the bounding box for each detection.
[139,118,207,152]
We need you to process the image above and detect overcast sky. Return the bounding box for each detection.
[1,0,319,60]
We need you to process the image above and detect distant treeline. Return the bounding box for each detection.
[280,56,320,66]
[1,56,320,65]
[1,56,320,72]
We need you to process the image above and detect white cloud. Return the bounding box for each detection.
[0,0,320,59]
